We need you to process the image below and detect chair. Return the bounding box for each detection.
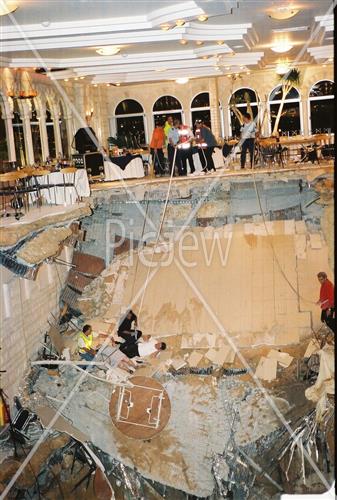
[60,167,79,204]
[32,169,51,206]
[0,171,30,218]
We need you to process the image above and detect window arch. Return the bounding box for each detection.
[11,99,26,166]
[309,80,335,134]
[115,99,144,115]
[268,85,301,135]
[152,95,183,126]
[59,100,69,157]
[229,87,259,137]
[191,92,211,130]
[115,99,145,148]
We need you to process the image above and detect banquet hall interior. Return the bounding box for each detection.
[0,1,335,498]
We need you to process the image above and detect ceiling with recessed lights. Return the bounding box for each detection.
[0,0,334,85]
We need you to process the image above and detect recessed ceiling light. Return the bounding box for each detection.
[115,82,121,86]
[225,66,230,70]
[196,40,204,46]
[198,14,208,22]
[233,45,244,48]
[271,43,293,53]
[0,2,18,16]
[214,66,221,71]
[180,39,188,45]
[176,19,185,27]
[272,26,308,33]
[246,71,251,75]
[74,77,79,81]
[217,41,224,45]
[322,64,326,67]
[93,84,98,87]
[268,6,300,20]
[64,78,69,82]
[160,23,171,31]
[202,55,209,60]
[80,76,85,80]
[96,46,121,56]
[227,74,232,78]
[328,57,333,62]
[240,66,244,69]
[176,77,189,84]
[106,83,110,87]
[155,68,167,72]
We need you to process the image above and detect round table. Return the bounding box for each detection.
[109,376,171,439]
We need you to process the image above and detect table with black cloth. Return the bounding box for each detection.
[104,154,145,181]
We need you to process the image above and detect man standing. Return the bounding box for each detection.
[316,272,335,333]
[178,123,195,176]
[167,119,181,175]
[150,120,165,176]
[195,120,217,173]
[240,112,257,169]
[164,116,173,145]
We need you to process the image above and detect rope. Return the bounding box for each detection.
[130,191,150,300]
[138,146,177,318]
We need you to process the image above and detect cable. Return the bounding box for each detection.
[138,146,177,318]
[130,192,150,300]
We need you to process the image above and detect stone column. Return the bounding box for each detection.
[209,77,221,138]
[38,104,49,161]
[51,105,62,157]
[4,114,16,162]
[21,101,34,165]
[300,91,309,136]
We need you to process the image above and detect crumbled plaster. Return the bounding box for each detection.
[17,227,72,264]
[0,204,91,247]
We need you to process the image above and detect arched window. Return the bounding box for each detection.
[11,99,26,166]
[59,100,69,158]
[46,100,56,159]
[229,88,259,137]
[268,85,301,135]
[153,95,182,125]
[309,80,335,134]
[0,95,9,167]
[29,98,43,163]
[115,99,145,148]
[191,92,211,130]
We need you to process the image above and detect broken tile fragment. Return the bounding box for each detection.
[255,356,277,381]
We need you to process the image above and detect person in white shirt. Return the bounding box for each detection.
[240,112,257,169]
[119,334,167,359]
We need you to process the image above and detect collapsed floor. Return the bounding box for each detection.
[0,166,334,498]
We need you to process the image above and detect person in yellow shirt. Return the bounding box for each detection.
[164,116,173,144]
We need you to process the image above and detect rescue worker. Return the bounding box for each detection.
[178,123,195,176]
[78,324,97,368]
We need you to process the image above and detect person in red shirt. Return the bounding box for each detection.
[316,271,335,333]
[150,119,166,176]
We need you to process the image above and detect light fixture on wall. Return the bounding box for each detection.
[175,77,189,84]
[196,40,204,46]
[0,2,18,16]
[276,62,290,75]
[271,42,293,53]
[198,14,208,22]
[175,19,185,27]
[96,46,121,56]
[217,41,225,45]
[180,39,188,45]
[268,5,300,20]
[160,23,171,31]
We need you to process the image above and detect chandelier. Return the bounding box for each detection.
[7,69,38,99]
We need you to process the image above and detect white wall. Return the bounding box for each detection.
[0,246,73,402]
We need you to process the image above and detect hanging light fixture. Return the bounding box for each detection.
[0,2,18,16]
[7,69,38,99]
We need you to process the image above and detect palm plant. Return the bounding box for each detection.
[272,68,301,136]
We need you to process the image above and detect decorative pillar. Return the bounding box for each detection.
[51,104,62,157]
[209,77,221,138]
[4,113,16,162]
[20,101,34,165]
[300,91,309,136]
[38,103,49,161]
[146,110,153,145]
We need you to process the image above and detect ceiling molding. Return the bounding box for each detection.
[307,44,333,60]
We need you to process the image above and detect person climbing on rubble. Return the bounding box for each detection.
[316,272,335,333]
[117,309,142,341]
[119,334,167,359]
[97,339,137,374]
